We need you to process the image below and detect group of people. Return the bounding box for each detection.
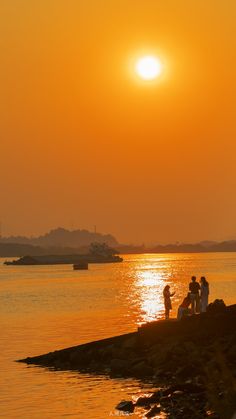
[163,276,209,320]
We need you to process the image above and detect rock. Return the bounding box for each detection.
[206,411,220,418]
[171,390,185,398]
[135,395,152,407]
[116,400,134,413]
[176,363,202,380]
[145,405,161,417]
[110,358,129,374]
[149,350,167,367]
[130,361,153,377]
[160,396,171,406]
[206,299,226,314]
[135,390,161,407]
[162,383,205,396]
[148,391,162,404]
[122,336,137,350]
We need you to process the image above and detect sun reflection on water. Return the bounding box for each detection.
[135,267,167,324]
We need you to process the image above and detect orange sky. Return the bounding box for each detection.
[0,0,236,244]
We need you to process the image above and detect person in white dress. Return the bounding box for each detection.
[200,276,209,312]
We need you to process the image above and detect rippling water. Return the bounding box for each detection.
[1,253,236,418]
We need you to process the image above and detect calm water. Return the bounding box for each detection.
[1,253,236,418]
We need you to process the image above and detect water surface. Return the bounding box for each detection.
[1,253,236,418]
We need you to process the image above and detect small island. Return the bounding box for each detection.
[4,242,123,266]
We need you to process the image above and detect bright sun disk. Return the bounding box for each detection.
[135,56,162,80]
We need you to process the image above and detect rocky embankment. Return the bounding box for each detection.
[19,302,236,418]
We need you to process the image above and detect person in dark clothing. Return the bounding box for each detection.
[163,285,175,320]
[177,293,191,320]
[189,276,200,314]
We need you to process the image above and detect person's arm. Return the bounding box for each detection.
[170,292,175,297]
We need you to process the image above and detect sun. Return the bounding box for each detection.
[135,56,162,80]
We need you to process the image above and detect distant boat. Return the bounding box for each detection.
[73,262,88,270]
[4,254,123,266]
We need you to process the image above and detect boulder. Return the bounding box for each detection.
[145,405,161,417]
[135,391,161,407]
[116,400,134,413]
[207,299,226,314]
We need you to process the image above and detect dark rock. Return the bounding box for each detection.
[122,336,137,350]
[206,299,226,314]
[145,405,161,417]
[160,396,171,406]
[135,396,153,407]
[162,383,205,396]
[130,361,153,377]
[116,400,134,413]
[148,391,162,404]
[135,390,161,407]
[206,411,220,418]
[110,358,129,374]
[171,390,185,398]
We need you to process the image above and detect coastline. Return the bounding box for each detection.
[19,304,236,418]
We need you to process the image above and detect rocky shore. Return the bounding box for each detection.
[19,302,236,418]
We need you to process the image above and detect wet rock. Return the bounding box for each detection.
[160,395,171,406]
[145,405,161,417]
[135,396,152,407]
[116,400,134,413]
[135,390,161,407]
[148,391,162,404]
[171,390,185,399]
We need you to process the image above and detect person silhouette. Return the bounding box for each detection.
[189,276,200,314]
[200,276,209,312]
[177,293,191,320]
[163,285,175,320]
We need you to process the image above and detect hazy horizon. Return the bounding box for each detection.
[1,225,236,247]
[1,1,236,244]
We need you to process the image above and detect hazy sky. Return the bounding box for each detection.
[1,0,236,244]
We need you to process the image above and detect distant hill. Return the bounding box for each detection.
[117,240,236,254]
[1,230,236,258]
[0,227,118,248]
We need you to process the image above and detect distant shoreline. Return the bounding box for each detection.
[2,238,236,259]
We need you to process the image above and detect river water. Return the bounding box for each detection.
[1,252,236,418]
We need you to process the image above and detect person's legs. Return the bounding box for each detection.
[190,294,195,314]
[201,296,207,312]
[165,308,169,319]
[177,307,185,320]
[196,294,200,313]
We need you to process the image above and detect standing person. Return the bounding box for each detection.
[189,276,200,314]
[200,276,209,312]
[163,285,175,320]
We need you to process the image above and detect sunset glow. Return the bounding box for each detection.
[1,1,236,244]
[135,56,162,80]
